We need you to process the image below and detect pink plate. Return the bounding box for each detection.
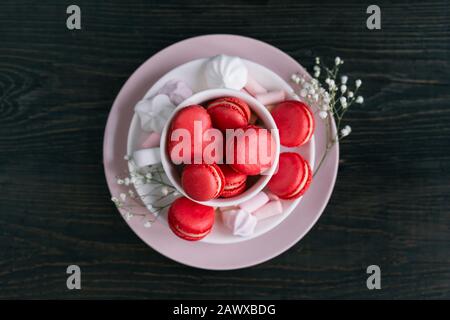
[103,34,339,270]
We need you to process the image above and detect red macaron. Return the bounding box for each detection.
[181,163,225,201]
[167,105,212,164]
[168,197,215,241]
[226,125,276,175]
[271,100,315,147]
[206,97,251,131]
[218,164,247,198]
[267,152,312,199]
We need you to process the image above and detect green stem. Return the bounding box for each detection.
[313,113,335,177]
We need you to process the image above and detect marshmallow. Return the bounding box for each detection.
[244,76,267,96]
[157,79,193,105]
[141,132,161,148]
[132,148,161,167]
[239,191,270,213]
[266,192,280,201]
[252,200,283,221]
[205,54,248,90]
[135,94,175,133]
[221,208,257,237]
[255,90,286,106]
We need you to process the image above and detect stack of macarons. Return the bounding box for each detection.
[266,100,315,200]
[167,96,276,202]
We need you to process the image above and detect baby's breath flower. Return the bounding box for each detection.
[124,155,131,160]
[341,125,352,137]
[128,160,138,171]
[125,212,133,221]
[297,56,364,178]
[291,73,301,84]
[319,111,328,119]
[335,57,341,65]
[339,96,348,109]
[328,79,336,90]
[114,162,175,228]
[144,221,152,228]
[161,186,169,196]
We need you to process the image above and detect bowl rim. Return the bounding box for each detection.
[160,88,281,207]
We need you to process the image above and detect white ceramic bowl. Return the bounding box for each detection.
[160,88,280,207]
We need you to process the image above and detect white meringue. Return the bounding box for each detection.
[205,54,248,90]
[221,208,257,237]
[156,79,193,105]
[134,94,175,133]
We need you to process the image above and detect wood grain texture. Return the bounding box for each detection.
[0,0,449,299]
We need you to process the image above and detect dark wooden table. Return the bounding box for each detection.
[0,0,449,299]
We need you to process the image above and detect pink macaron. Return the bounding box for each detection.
[181,163,225,201]
[168,197,215,241]
[206,96,251,131]
[219,164,247,198]
[267,152,312,199]
[271,100,315,147]
[167,105,212,164]
[226,125,276,175]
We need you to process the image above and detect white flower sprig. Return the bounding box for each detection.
[291,56,364,176]
[112,160,178,228]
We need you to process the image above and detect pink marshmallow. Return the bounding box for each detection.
[141,132,161,148]
[266,192,279,201]
[255,90,286,106]
[239,191,270,213]
[252,200,283,221]
[245,76,268,96]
